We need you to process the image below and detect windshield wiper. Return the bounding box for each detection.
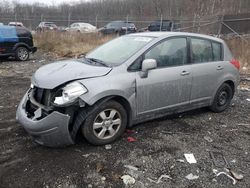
[86,58,109,67]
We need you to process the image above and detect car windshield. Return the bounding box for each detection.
[85,36,153,66]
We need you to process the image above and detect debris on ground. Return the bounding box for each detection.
[204,136,213,143]
[124,165,139,171]
[184,153,197,164]
[246,98,250,102]
[82,154,91,158]
[121,175,135,185]
[125,129,135,134]
[176,159,185,163]
[101,176,106,181]
[105,144,112,150]
[96,162,104,173]
[147,175,172,184]
[240,87,250,92]
[230,170,244,180]
[38,59,46,63]
[185,173,199,180]
[214,171,237,185]
[209,151,229,168]
[127,137,137,142]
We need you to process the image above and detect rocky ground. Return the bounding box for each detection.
[0,52,249,188]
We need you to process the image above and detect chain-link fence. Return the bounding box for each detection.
[1,13,250,39]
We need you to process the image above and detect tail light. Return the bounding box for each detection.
[230,59,240,70]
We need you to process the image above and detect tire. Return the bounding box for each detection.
[15,46,30,61]
[82,100,127,145]
[210,83,233,113]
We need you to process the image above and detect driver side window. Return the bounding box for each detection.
[145,38,187,68]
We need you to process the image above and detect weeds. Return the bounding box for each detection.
[34,32,114,58]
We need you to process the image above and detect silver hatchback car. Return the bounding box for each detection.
[16,32,240,147]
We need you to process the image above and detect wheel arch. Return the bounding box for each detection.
[224,80,235,97]
[89,95,133,128]
[13,42,30,52]
[211,79,236,105]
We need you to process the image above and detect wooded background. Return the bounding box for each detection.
[0,0,250,31]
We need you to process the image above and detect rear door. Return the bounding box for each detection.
[189,37,224,105]
[135,37,192,115]
[0,26,18,54]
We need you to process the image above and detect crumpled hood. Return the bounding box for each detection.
[32,59,112,89]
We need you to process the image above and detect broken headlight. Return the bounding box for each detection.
[54,82,88,105]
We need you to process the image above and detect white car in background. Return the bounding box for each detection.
[67,22,97,33]
[8,22,24,27]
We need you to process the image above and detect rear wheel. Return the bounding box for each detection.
[82,100,127,145]
[210,83,233,113]
[15,47,29,61]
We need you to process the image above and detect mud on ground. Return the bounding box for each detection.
[0,52,250,188]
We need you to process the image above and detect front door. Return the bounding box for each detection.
[136,37,192,115]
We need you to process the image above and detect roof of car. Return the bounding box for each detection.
[129,32,224,43]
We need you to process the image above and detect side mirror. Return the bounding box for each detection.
[140,59,157,78]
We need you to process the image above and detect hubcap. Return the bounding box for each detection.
[93,109,122,140]
[18,48,28,60]
[218,90,228,106]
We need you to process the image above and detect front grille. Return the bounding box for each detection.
[33,87,52,106]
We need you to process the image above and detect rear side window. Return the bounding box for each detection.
[212,42,222,61]
[191,38,213,63]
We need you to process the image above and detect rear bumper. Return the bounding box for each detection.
[16,91,74,147]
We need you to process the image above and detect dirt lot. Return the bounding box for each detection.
[0,52,250,188]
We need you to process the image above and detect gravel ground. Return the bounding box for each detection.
[0,52,250,188]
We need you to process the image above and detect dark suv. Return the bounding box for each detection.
[0,26,37,61]
[148,20,179,32]
[99,21,137,35]
[36,22,58,32]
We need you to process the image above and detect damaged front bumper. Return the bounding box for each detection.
[16,91,74,147]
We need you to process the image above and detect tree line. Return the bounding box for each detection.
[0,0,249,29]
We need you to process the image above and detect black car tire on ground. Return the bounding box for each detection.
[15,46,30,61]
[81,100,127,145]
[210,83,233,113]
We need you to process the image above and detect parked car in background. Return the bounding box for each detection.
[16,32,239,147]
[148,20,179,32]
[36,22,58,32]
[99,21,137,35]
[8,22,24,27]
[0,25,37,61]
[66,22,97,33]
[57,26,67,32]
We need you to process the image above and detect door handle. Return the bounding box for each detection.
[181,71,190,76]
[217,66,224,70]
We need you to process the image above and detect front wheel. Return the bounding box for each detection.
[210,83,233,113]
[82,100,127,145]
[15,47,30,61]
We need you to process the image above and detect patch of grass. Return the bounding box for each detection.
[34,32,114,58]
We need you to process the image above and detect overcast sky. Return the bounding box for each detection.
[11,0,83,6]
